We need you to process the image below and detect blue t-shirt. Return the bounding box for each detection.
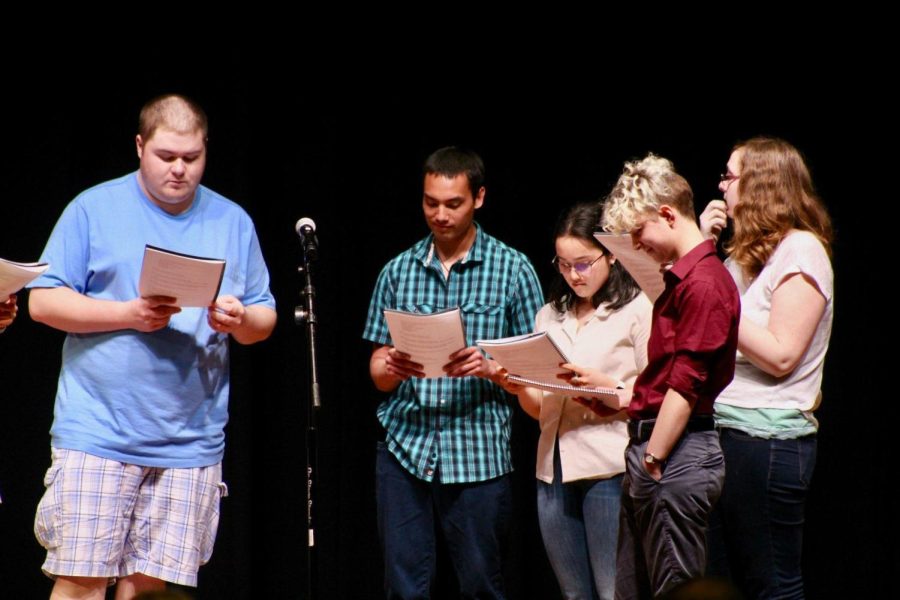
[29,172,275,467]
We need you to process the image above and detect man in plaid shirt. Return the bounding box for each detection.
[363,146,543,599]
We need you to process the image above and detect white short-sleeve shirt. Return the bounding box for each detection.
[716,230,834,411]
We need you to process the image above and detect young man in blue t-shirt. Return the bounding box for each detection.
[28,94,276,600]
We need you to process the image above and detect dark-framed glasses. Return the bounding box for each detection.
[552,253,604,275]
[720,172,740,188]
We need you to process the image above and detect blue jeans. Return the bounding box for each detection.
[375,442,511,600]
[707,428,817,600]
[537,443,622,600]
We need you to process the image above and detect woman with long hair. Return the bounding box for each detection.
[701,137,834,600]
[506,202,651,600]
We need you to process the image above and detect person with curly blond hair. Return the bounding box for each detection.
[603,154,740,599]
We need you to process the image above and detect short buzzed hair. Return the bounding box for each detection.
[138,94,208,142]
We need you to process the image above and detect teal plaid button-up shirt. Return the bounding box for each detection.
[363,225,543,484]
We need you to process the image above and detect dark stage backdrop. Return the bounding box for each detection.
[0,60,890,598]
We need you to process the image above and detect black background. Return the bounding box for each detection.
[0,44,890,598]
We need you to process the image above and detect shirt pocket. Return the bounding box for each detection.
[399,303,437,314]
[460,301,505,341]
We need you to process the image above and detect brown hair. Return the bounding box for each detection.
[549,202,641,313]
[726,137,832,279]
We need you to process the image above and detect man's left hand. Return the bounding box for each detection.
[208,295,246,335]
[444,346,494,378]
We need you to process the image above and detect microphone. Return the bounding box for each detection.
[295,217,319,261]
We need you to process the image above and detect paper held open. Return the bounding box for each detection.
[477,331,570,382]
[477,331,620,402]
[138,245,226,307]
[593,232,665,302]
[383,307,467,379]
[0,257,49,297]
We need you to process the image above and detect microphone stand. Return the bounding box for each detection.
[294,243,320,600]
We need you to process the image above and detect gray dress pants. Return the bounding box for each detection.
[615,430,725,600]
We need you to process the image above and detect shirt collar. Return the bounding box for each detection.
[554,299,614,325]
[665,239,717,284]
[416,223,485,267]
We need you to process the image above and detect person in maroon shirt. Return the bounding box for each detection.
[601,154,740,599]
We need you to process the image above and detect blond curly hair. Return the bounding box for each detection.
[602,153,694,233]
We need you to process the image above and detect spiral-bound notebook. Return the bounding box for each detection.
[478,331,620,401]
[477,331,570,383]
[506,375,619,401]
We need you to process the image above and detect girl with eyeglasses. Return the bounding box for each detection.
[502,202,651,600]
[700,137,834,600]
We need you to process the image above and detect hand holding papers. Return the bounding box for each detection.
[477,332,619,402]
[0,291,17,333]
[0,257,49,298]
[0,257,45,334]
[593,233,665,302]
[383,307,467,379]
[138,245,226,307]
[477,332,570,383]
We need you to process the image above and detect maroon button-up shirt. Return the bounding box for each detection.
[627,240,740,420]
